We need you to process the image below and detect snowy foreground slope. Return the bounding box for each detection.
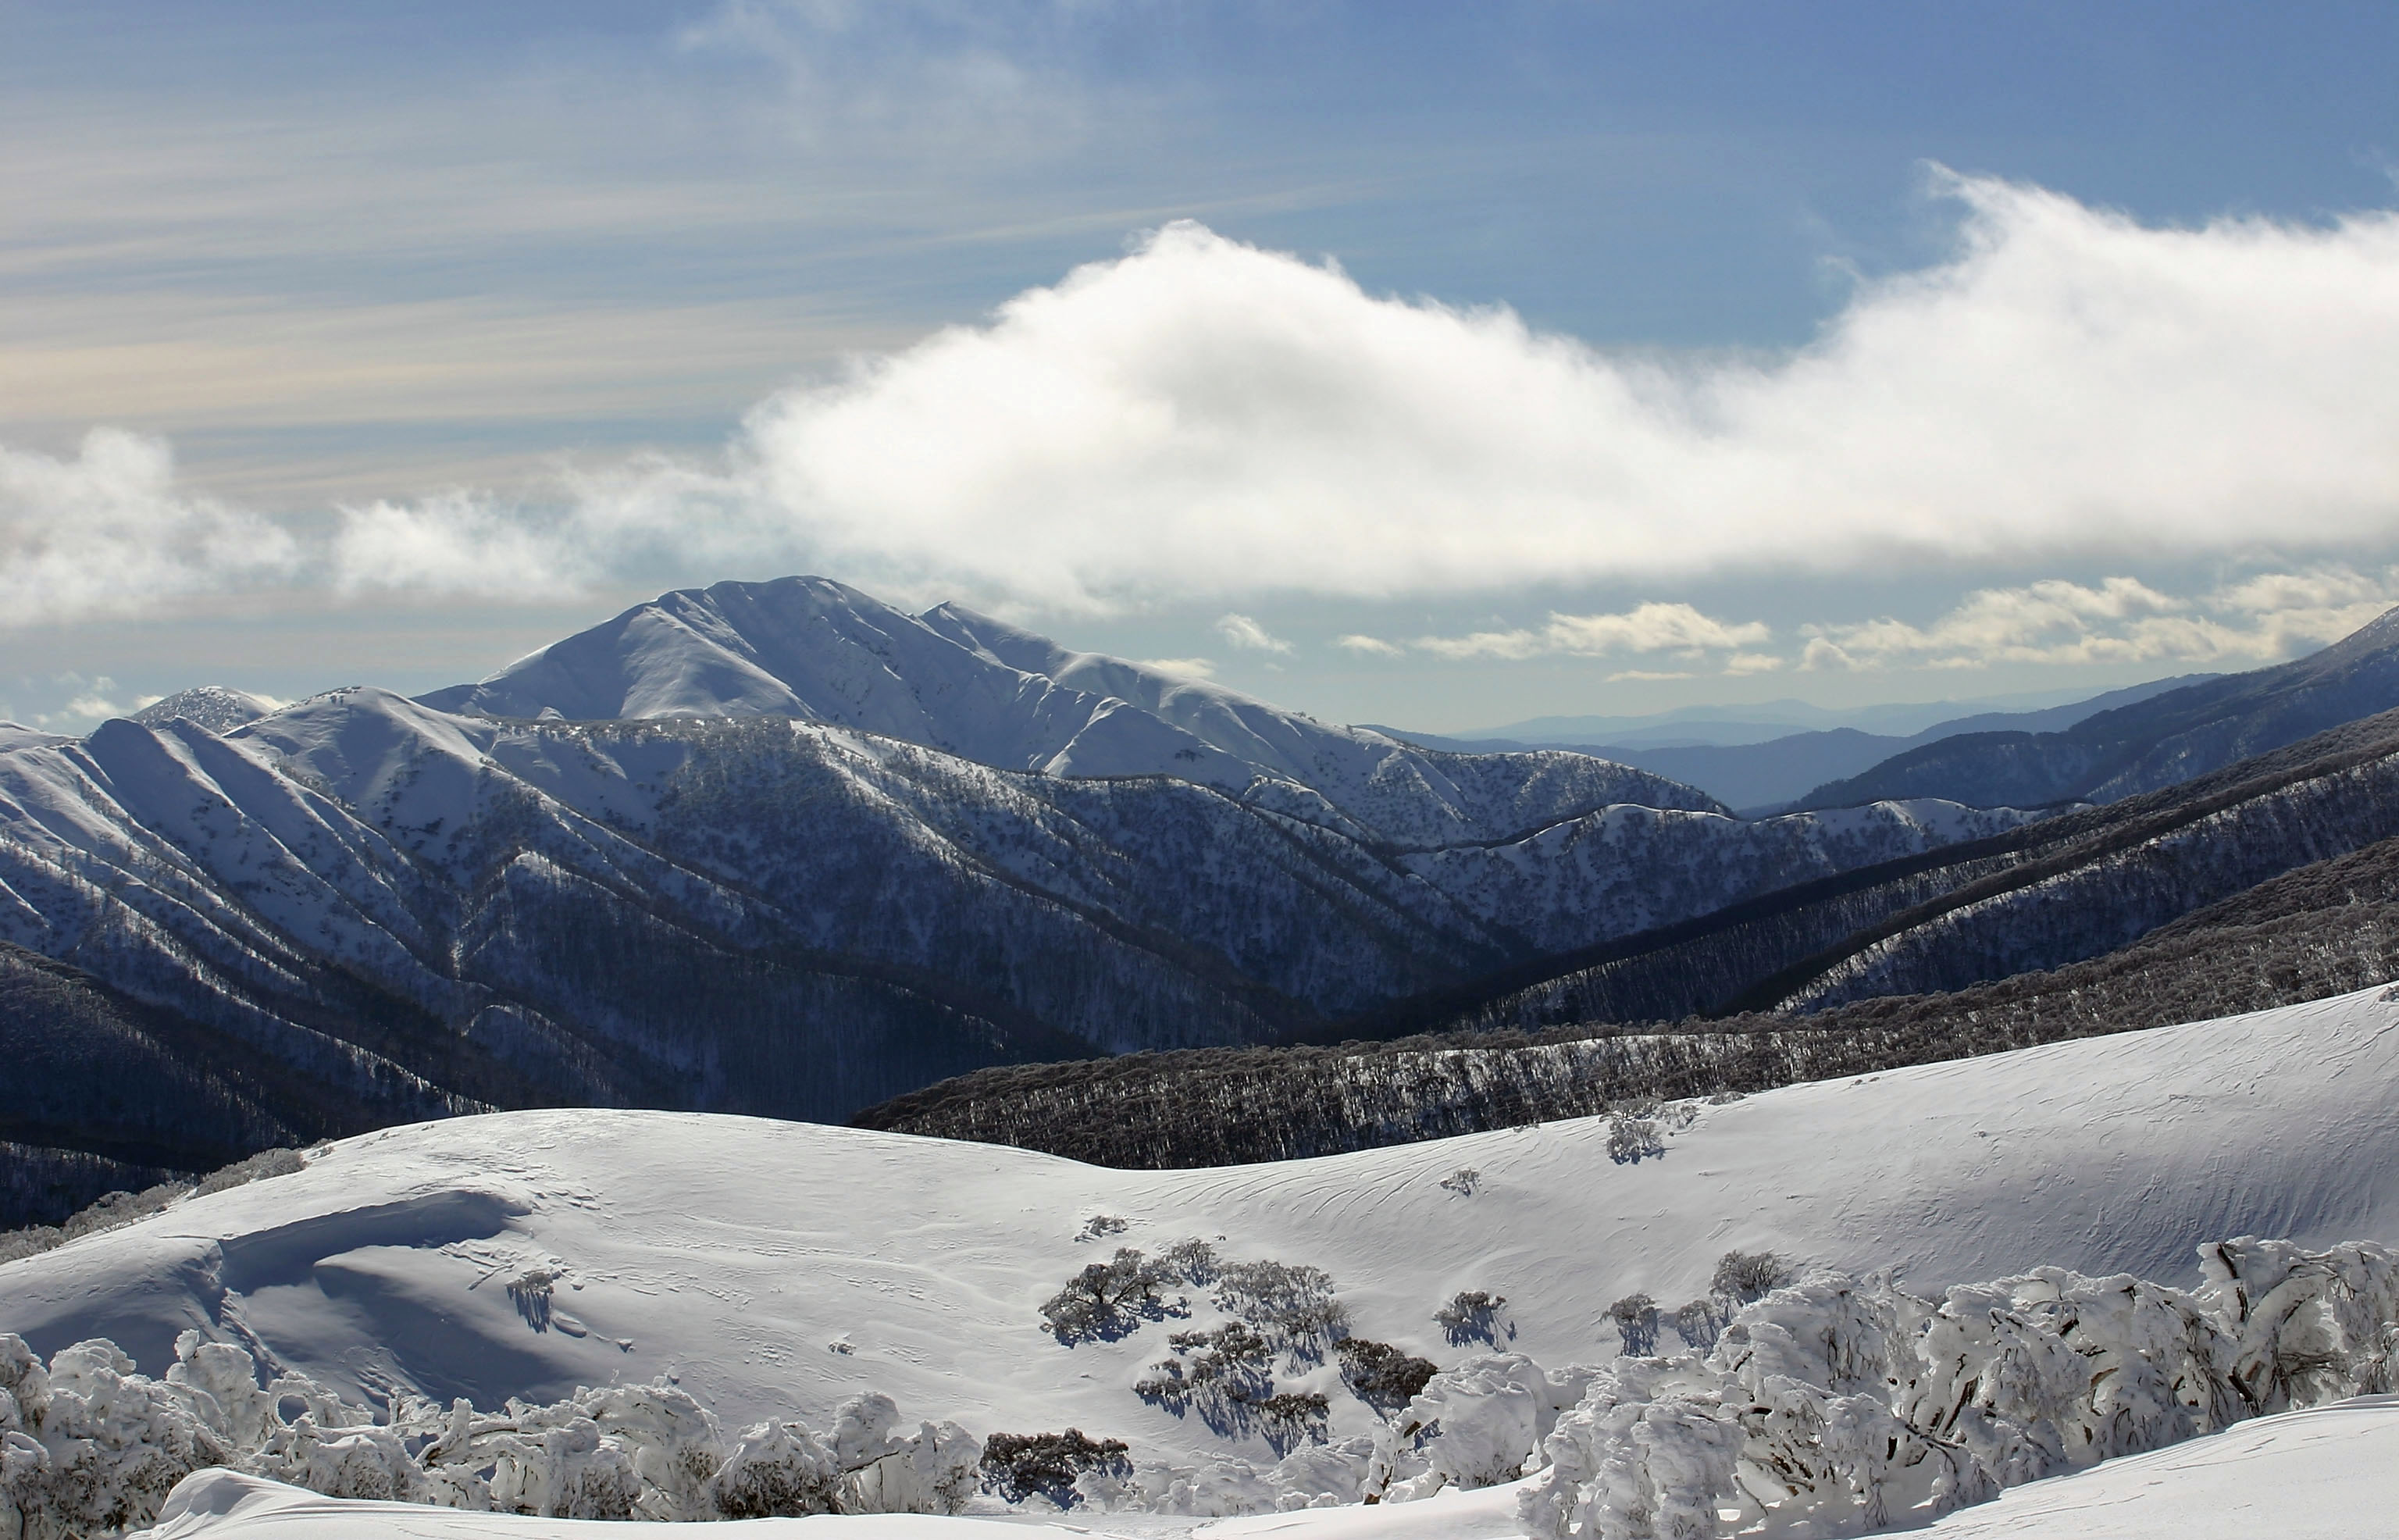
[127,1396,2399,1540]
[7,986,2397,1468]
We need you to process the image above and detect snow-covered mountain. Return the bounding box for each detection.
[1,590,2043,1176]
[5,986,2395,1535]
[130,688,282,736]
[417,576,1720,850]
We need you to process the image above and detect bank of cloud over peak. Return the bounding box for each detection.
[9,173,2399,629]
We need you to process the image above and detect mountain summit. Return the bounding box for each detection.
[417,576,1722,848]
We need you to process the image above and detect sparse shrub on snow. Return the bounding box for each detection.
[1435,1289,1510,1346]
[1607,1294,1659,1356]
[1439,1167,1480,1196]
[1709,1248,1793,1306]
[1335,1338,1436,1412]
[1077,1214,1128,1242]
[1160,1237,1220,1285]
[1671,1296,1724,1351]
[504,1269,555,1331]
[978,1429,1130,1506]
[1606,1118,1663,1164]
[1214,1260,1349,1357]
[1249,1393,1330,1455]
[1039,1248,1187,1343]
[1135,1323,1274,1420]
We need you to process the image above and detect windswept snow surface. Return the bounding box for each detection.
[1916,1395,2399,1539]
[6,986,2397,1485]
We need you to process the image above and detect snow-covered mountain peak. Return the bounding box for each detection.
[415,575,1725,848]
[130,686,283,735]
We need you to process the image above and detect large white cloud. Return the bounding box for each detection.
[13,173,2399,637]
[691,175,2399,607]
[0,430,299,626]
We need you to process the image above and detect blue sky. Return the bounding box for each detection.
[5,2,2398,731]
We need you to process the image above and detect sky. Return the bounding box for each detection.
[5,1,2399,733]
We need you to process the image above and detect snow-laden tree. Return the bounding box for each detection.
[0,1332,977,1538]
[1516,1237,2399,1539]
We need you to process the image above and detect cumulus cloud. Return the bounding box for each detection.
[0,430,299,627]
[1802,569,2399,671]
[1215,612,1293,653]
[1410,602,1770,661]
[604,177,2399,608]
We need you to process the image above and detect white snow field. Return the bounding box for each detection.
[8,985,2399,1535]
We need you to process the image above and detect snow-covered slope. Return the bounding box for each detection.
[0,684,2028,1158]
[414,576,1727,850]
[1914,1396,2399,1539]
[9,986,2394,1481]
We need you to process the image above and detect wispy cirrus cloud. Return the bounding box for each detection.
[1215,612,1294,654]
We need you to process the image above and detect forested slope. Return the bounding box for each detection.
[859,751,2399,1167]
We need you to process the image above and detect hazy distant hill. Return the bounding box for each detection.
[1798,608,2399,809]
[1383,675,2217,812]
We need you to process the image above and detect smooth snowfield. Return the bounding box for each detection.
[1917,1394,2399,1539]
[6,986,2397,1478]
[123,1399,2399,1540]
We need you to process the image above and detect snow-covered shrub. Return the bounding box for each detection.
[1519,1237,2399,1538]
[1435,1289,1510,1346]
[1039,1247,1187,1343]
[2199,1236,2399,1410]
[1439,1167,1481,1197]
[1077,1214,1128,1242]
[1708,1249,1791,1306]
[192,1149,305,1198]
[980,1429,1131,1506]
[839,1410,979,1516]
[0,1228,62,1267]
[1335,1338,1436,1412]
[706,1418,842,1517]
[1608,1295,1660,1356]
[1606,1118,1663,1164]
[2,1335,235,1540]
[1367,1353,1599,1502]
[0,1328,975,1536]
[1214,1260,1349,1356]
